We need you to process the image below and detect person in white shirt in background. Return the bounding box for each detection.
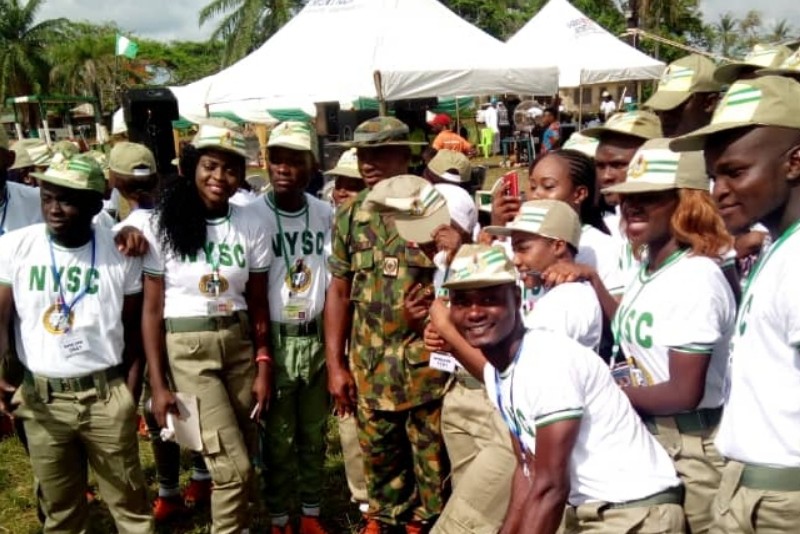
[672,74,800,534]
[484,99,500,155]
[0,128,43,235]
[599,91,617,121]
[427,244,684,534]
[0,154,153,533]
[486,199,602,351]
[597,139,735,533]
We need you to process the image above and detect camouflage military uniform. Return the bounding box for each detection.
[328,189,450,525]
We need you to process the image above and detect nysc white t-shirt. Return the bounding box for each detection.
[576,225,625,296]
[716,223,800,467]
[249,194,332,323]
[0,224,142,378]
[484,329,680,505]
[524,282,602,350]
[143,203,270,318]
[0,182,42,235]
[112,208,153,234]
[612,251,734,409]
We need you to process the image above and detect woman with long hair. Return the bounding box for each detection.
[600,139,735,534]
[142,122,272,533]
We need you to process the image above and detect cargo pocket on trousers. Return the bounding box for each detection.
[202,428,251,487]
[715,462,744,517]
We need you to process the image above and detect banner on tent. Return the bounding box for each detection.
[567,17,603,38]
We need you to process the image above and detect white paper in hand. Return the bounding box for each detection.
[165,392,203,452]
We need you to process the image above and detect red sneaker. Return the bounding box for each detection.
[271,524,295,534]
[152,496,185,522]
[183,478,212,507]
[300,516,330,534]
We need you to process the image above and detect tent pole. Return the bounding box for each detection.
[373,71,388,116]
[455,96,461,135]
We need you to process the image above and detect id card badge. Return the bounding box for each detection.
[430,352,457,373]
[283,297,311,323]
[59,330,90,358]
[610,362,634,388]
[206,299,233,317]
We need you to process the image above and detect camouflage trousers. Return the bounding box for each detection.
[357,400,450,526]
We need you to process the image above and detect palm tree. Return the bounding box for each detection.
[198,0,303,66]
[768,18,793,44]
[713,12,739,58]
[0,0,66,103]
[738,9,763,50]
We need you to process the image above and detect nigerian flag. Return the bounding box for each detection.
[115,34,138,59]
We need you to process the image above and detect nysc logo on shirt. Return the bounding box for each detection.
[29,266,100,294]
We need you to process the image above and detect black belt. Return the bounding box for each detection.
[276,321,319,337]
[606,485,684,510]
[165,313,242,333]
[643,407,723,434]
[24,364,125,394]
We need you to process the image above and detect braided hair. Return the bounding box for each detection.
[529,149,610,235]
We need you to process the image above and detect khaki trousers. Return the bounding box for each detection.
[13,377,153,534]
[563,502,685,533]
[166,321,256,534]
[649,418,725,533]
[711,461,800,534]
[339,413,369,505]
[432,381,516,534]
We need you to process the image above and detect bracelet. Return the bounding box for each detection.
[255,354,273,364]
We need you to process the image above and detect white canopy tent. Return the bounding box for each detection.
[507,0,664,87]
[204,0,558,108]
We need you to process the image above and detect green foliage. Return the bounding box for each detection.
[708,10,797,59]
[156,40,225,85]
[0,0,66,103]
[198,0,303,66]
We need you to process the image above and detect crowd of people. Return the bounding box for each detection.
[0,43,799,534]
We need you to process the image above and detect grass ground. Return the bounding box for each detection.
[0,419,361,534]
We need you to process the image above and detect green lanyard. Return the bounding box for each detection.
[739,219,800,308]
[268,193,310,284]
[610,248,688,365]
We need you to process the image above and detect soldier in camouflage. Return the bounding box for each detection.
[325,118,450,534]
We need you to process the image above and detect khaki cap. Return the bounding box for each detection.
[485,199,581,248]
[31,154,106,194]
[192,121,248,158]
[757,48,800,78]
[334,116,426,148]
[442,244,517,290]
[109,142,156,176]
[10,139,51,170]
[670,76,800,152]
[363,174,449,244]
[268,121,316,157]
[427,149,471,183]
[323,148,361,180]
[645,54,723,111]
[715,44,794,84]
[582,110,663,141]
[604,138,708,194]
[52,140,80,159]
[562,132,599,158]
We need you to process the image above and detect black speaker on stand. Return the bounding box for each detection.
[122,87,179,174]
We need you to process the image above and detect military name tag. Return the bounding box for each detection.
[430,352,457,373]
[383,256,399,277]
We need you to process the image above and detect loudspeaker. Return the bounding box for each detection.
[337,110,379,141]
[319,102,340,137]
[122,87,179,173]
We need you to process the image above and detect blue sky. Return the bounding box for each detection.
[37,0,799,43]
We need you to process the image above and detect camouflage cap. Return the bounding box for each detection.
[363,174,450,244]
[427,149,471,183]
[485,199,581,248]
[109,141,156,176]
[442,244,517,290]
[192,121,248,159]
[670,76,800,152]
[268,121,317,158]
[323,147,361,180]
[645,54,723,111]
[581,110,663,141]
[52,140,80,159]
[757,47,800,79]
[562,132,599,158]
[715,44,794,84]
[605,138,708,194]
[31,154,106,194]
[334,116,426,148]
